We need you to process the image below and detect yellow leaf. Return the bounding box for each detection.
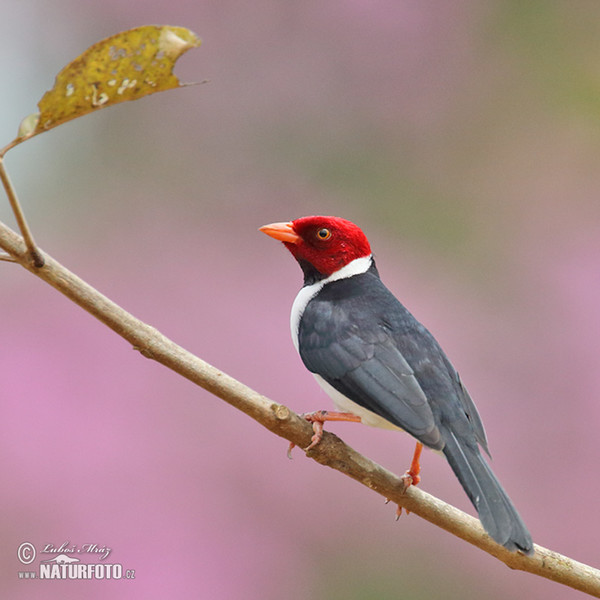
[26,25,201,138]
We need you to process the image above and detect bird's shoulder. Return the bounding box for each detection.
[299,269,429,354]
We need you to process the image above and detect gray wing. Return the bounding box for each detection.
[299,300,443,449]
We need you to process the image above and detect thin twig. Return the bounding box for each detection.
[0,219,599,597]
[0,158,44,267]
[0,137,24,159]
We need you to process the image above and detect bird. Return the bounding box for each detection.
[260,215,533,555]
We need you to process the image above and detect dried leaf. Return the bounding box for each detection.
[19,25,201,141]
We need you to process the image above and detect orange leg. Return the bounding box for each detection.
[287,410,362,458]
[404,441,423,486]
[395,441,424,518]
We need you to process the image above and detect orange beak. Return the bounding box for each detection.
[259,221,301,244]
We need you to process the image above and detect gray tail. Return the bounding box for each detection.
[442,430,533,555]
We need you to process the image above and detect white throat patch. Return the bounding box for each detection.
[290,254,373,351]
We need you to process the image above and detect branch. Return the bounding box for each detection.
[0,158,44,267]
[1,219,599,598]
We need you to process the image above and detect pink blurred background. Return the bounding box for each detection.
[1,2,599,598]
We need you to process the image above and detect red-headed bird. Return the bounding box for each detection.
[260,215,533,555]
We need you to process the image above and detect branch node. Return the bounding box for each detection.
[29,248,45,268]
[273,404,291,421]
[133,345,155,359]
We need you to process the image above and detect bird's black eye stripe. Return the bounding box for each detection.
[316,228,331,240]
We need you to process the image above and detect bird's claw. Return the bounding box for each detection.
[385,496,409,519]
[303,413,326,452]
[395,505,407,519]
[287,412,326,458]
[287,442,296,459]
[394,472,420,518]
[401,470,421,489]
[388,446,423,520]
[286,410,362,457]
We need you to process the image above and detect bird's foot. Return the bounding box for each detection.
[384,497,409,519]
[392,442,424,518]
[400,469,421,489]
[287,410,362,457]
[395,472,419,519]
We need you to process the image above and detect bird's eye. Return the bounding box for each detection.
[316,228,331,240]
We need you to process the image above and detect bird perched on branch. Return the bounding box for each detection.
[260,215,533,555]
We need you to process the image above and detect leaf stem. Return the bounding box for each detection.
[0,158,44,267]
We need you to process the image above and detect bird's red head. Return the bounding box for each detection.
[260,215,372,277]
